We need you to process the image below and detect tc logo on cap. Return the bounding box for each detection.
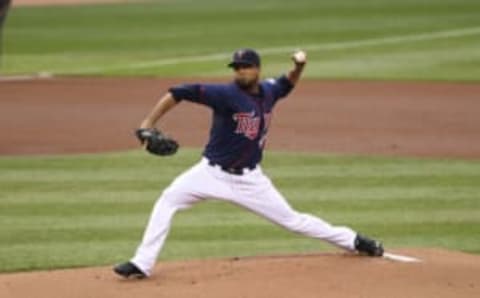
[228,48,261,68]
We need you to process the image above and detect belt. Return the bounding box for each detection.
[207,160,256,176]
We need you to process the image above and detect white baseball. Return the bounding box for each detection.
[293,50,307,63]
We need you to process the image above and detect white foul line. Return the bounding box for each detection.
[53,26,480,75]
[0,72,54,82]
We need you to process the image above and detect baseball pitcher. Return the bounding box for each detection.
[114,49,384,279]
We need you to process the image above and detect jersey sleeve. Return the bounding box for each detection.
[168,84,227,110]
[266,75,294,101]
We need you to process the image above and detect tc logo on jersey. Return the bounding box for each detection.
[233,111,260,140]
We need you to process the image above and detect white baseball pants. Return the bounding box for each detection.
[131,158,357,276]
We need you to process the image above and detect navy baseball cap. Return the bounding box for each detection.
[228,48,261,68]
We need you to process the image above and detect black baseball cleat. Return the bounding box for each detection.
[354,234,384,257]
[113,262,147,279]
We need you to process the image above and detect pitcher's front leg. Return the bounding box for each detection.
[129,187,200,276]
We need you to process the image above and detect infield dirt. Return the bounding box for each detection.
[0,249,479,298]
[1,77,479,158]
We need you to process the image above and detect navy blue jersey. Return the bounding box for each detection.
[169,75,293,169]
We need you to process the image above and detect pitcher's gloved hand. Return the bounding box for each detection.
[135,128,179,156]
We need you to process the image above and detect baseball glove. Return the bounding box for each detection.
[135,128,179,156]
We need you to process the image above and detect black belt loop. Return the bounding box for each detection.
[207,160,255,176]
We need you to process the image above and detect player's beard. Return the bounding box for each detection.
[234,76,259,91]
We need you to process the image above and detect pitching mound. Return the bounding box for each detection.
[1,77,480,158]
[0,248,478,298]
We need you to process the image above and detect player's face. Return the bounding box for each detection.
[233,64,260,90]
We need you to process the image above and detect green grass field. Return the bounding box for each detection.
[1,149,479,273]
[2,0,480,80]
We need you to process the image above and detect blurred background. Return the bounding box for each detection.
[1,0,480,80]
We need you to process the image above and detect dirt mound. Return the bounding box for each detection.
[0,248,478,298]
[1,77,480,158]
